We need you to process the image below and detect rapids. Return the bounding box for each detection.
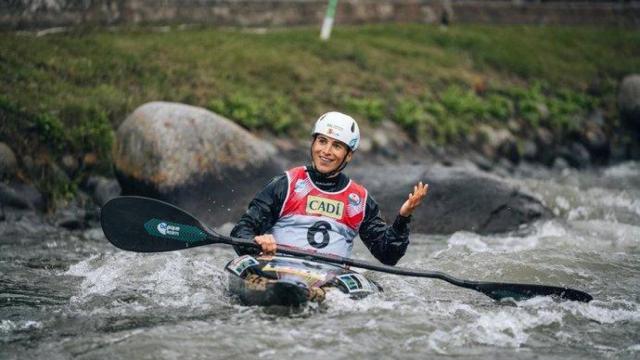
[1,162,639,359]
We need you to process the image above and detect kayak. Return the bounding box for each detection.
[225,254,382,307]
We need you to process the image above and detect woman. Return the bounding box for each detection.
[231,111,428,265]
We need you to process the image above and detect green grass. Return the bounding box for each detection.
[1,24,639,204]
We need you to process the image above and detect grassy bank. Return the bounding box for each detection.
[1,24,639,205]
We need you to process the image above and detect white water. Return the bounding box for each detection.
[1,162,639,359]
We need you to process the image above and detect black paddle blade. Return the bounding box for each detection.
[474,282,593,302]
[100,196,218,252]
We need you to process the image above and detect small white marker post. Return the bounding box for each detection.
[320,0,338,41]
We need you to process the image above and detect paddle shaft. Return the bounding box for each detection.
[227,234,462,282]
[218,233,592,302]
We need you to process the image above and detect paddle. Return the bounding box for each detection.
[100,196,593,303]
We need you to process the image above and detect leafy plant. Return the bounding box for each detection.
[485,94,514,122]
[508,82,548,127]
[209,93,264,130]
[345,96,386,124]
[209,92,300,134]
[61,103,114,159]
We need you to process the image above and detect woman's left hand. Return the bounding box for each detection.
[399,181,429,217]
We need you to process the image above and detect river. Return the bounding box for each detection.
[1,162,639,359]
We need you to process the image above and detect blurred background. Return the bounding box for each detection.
[1,0,639,211]
[1,2,640,359]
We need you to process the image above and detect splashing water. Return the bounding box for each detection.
[1,162,639,359]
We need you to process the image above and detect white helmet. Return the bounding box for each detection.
[312,112,360,151]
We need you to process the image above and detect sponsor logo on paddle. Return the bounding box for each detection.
[157,222,180,236]
[143,218,206,243]
[306,195,343,219]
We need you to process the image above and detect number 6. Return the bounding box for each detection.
[307,221,331,248]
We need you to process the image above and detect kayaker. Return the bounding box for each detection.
[231,111,428,266]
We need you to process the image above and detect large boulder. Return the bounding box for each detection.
[84,176,121,207]
[350,164,551,234]
[113,102,283,226]
[473,125,518,163]
[558,142,591,169]
[579,111,609,164]
[619,74,640,132]
[0,182,43,211]
[0,142,17,180]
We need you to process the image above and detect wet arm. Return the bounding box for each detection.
[359,195,411,266]
[230,175,288,255]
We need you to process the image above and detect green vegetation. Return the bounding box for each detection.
[1,24,638,204]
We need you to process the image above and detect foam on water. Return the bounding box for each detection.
[519,162,640,225]
[562,187,640,222]
[434,220,568,257]
[428,307,564,349]
[322,288,399,313]
[3,162,640,359]
[0,320,42,333]
[65,250,230,312]
[602,162,640,178]
[559,299,640,324]
[569,220,640,249]
[433,216,639,270]
[314,245,640,352]
[343,175,640,354]
[404,295,640,353]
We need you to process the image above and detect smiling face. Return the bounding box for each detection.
[311,134,353,175]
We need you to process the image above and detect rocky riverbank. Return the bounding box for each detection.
[1,99,610,236]
[3,24,639,220]
[2,70,640,233]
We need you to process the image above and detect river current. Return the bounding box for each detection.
[1,162,639,359]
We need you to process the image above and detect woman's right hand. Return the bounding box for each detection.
[254,234,277,255]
